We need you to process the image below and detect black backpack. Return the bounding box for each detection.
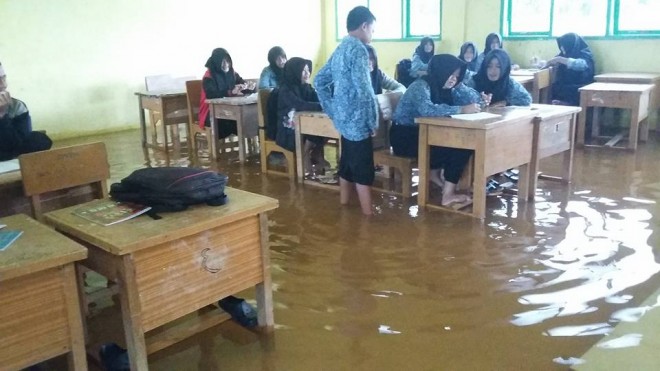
[110,167,228,213]
[396,58,415,88]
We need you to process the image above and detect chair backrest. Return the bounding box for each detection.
[257,89,272,129]
[374,91,404,149]
[186,79,203,127]
[19,142,110,220]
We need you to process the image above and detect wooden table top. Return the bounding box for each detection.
[43,188,279,256]
[530,103,582,121]
[579,82,655,93]
[416,106,538,130]
[0,214,87,282]
[206,94,258,105]
[135,89,186,97]
[512,75,534,84]
[511,68,549,76]
[594,73,660,83]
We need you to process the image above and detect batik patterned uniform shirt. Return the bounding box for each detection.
[314,36,378,141]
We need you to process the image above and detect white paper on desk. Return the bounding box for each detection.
[450,112,502,121]
[0,159,20,174]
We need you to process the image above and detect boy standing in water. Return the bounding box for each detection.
[315,6,378,216]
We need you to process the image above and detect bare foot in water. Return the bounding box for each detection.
[430,168,445,189]
[441,193,472,206]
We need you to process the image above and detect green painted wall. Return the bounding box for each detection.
[323,0,660,77]
[1,0,323,139]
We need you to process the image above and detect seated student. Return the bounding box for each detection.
[274,57,328,172]
[473,33,520,72]
[198,48,256,138]
[0,61,52,161]
[258,46,287,89]
[391,54,483,206]
[547,32,595,106]
[458,41,479,74]
[366,44,406,94]
[409,37,435,78]
[465,49,532,107]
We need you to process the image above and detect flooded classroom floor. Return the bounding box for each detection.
[43,128,660,370]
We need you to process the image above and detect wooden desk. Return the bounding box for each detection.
[0,214,87,370]
[44,188,278,371]
[207,95,259,163]
[415,108,537,219]
[594,72,660,131]
[577,82,654,150]
[135,90,189,155]
[512,68,552,103]
[528,104,582,200]
[294,112,341,190]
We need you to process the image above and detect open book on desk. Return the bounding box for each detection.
[73,199,152,226]
[450,112,502,121]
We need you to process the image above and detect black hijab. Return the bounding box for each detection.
[205,48,236,94]
[473,49,512,104]
[483,33,503,55]
[267,46,286,85]
[556,32,595,86]
[423,54,467,105]
[365,45,383,95]
[415,37,435,64]
[282,57,313,99]
[459,41,479,72]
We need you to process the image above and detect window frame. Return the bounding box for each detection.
[501,0,660,40]
[335,0,443,41]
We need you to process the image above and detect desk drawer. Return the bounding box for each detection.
[213,105,241,120]
[538,116,572,156]
[133,216,264,331]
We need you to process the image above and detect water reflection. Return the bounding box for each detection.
[510,197,660,338]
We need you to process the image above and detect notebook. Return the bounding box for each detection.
[449,112,502,121]
[0,230,23,251]
[73,200,152,226]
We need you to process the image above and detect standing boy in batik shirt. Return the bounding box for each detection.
[314,6,378,216]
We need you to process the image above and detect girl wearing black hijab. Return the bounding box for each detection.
[467,49,531,107]
[392,54,483,206]
[410,37,435,78]
[258,46,287,89]
[458,41,479,73]
[547,32,595,106]
[474,32,502,71]
[365,45,405,94]
[275,57,328,172]
[198,48,256,138]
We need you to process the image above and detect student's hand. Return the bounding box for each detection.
[460,103,481,114]
[512,64,521,71]
[245,81,256,91]
[231,85,244,96]
[547,56,568,66]
[371,130,377,137]
[0,91,11,116]
[480,92,492,107]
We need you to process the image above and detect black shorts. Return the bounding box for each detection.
[338,136,374,186]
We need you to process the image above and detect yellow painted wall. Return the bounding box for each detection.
[323,0,660,78]
[0,0,323,139]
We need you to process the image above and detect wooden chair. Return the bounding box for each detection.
[19,142,110,221]
[257,89,296,178]
[144,74,192,154]
[19,142,111,317]
[372,92,417,197]
[185,79,212,162]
